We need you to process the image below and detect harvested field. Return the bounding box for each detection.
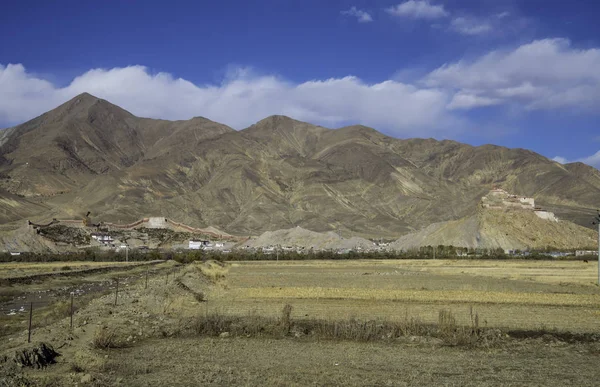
[1,259,599,386]
[98,336,600,387]
[206,259,600,332]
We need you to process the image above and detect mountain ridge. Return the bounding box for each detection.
[1,93,599,238]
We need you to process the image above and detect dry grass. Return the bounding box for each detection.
[91,326,129,349]
[195,260,228,282]
[0,261,140,278]
[97,334,600,387]
[230,286,600,307]
[192,305,494,347]
[210,260,600,333]
[230,259,600,285]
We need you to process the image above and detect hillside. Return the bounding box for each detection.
[243,226,375,251]
[391,206,598,251]
[1,93,600,238]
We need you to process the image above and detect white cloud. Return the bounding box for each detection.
[552,152,600,169]
[341,6,373,23]
[450,17,493,36]
[424,38,600,111]
[496,12,510,19]
[581,151,600,168]
[0,63,459,137]
[386,1,448,20]
[447,92,502,109]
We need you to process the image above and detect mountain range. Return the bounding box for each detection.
[1,93,599,238]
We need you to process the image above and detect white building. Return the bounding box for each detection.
[189,240,212,250]
[91,234,114,244]
[575,250,598,256]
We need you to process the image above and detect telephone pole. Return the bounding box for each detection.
[593,210,600,286]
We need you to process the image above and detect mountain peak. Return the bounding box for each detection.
[49,93,135,124]
[254,115,298,126]
[65,92,101,107]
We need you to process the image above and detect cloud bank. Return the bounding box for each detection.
[553,152,600,169]
[0,63,455,136]
[1,38,599,167]
[425,38,600,111]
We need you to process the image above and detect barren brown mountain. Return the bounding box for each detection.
[1,93,599,237]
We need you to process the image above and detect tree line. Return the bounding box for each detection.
[0,245,593,263]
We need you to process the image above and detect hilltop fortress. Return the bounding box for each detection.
[481,188,558,222]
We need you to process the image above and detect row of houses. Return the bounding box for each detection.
[188,240,225,250]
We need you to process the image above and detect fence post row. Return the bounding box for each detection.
[19,269,156,343]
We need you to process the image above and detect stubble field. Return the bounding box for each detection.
[206,259,600,333]
[2,258,600,386]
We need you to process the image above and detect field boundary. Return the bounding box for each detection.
[2,260,164,285]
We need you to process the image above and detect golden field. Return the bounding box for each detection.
[205,259,600,332]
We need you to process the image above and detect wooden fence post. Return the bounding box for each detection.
[114,278,119,306]
[70,292,74,329]
[28,302,33,343]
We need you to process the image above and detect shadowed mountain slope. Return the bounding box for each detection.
[1,93,599,237]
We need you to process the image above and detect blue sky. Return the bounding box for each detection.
[1,0,599,167]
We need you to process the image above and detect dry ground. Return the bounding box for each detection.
[100,336,600,386]
[1,259,600,386]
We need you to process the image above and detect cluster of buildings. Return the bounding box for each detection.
[480,188,558,222]
[188,240,225,250]
[237,243,389,255]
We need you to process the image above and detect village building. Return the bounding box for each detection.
[480,188,558,222]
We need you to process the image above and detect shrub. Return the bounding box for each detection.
[281,304,293,334]
[91,326,128,349]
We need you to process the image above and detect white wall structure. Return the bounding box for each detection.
[147,217,167,228]
[534,210,558,222]
[519,197,535,208]
[576,250,598,256]
[189,241,203,250]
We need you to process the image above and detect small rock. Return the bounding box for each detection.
[126,335,133,342]
[219,332,230,338]
[81,374,92,383]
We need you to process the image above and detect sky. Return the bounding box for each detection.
[0,0,599,168]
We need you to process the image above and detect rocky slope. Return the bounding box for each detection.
[243,227,375,251]
[1,93,600,238]
[391,207,598,251]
